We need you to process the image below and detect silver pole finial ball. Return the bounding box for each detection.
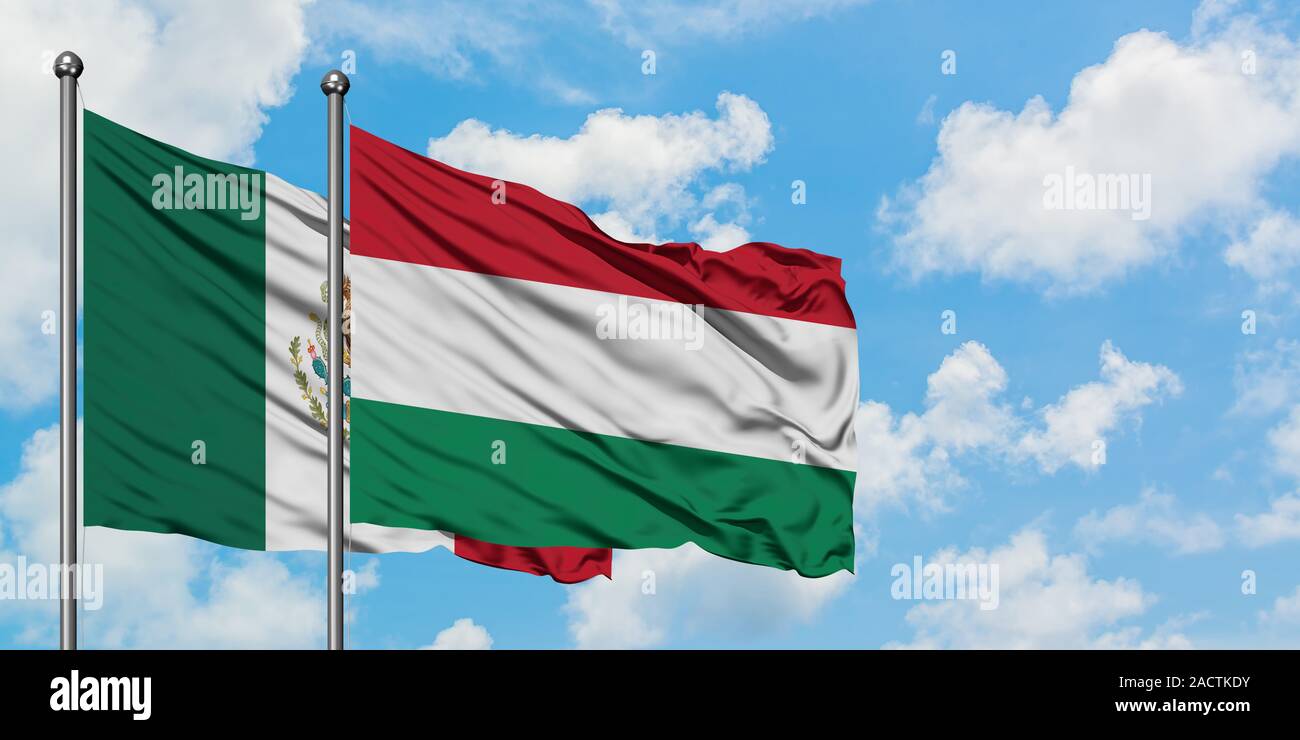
[320,70,350,96]
[53,51,84,79]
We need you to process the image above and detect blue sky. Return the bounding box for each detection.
[4,0,1300,648]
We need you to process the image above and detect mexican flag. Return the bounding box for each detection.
[349,127,858,577]
[81,111,610,583]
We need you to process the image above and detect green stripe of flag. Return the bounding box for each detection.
[83,110,267,549]
[350,398,856,576]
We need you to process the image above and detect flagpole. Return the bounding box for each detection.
[321,69,350,651]
[54,51,83,652]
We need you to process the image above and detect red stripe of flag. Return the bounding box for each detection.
[454,536,613,584]
[350,126,855,329]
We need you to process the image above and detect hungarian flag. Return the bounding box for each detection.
[81,111,610,583]
[349,127,858,577]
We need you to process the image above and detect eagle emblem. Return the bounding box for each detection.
[289,276,351,434]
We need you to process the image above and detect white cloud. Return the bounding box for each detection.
[1267,406,1300,479]
[310,2,611,108]
[421,618,494,650]
[427,92,773,242]
[1017,341,1182,473]
[920,342,1017,451]
[0,1,310,410]
[1231,339,1300,417]
[857,341,1180,514]
[1190,0,1239,37]
[686,182,755,249]
[1075,488,1225,555]
[689,213,752,251]
[1092,614,1199,650]
[1225,210,1300,293]
[1236,492,1300,546]
[854,400,963,514]
[310,0,528,81]
[313,1,860,102]
[916,94,938,126]
[888,529,1180,649]
[140,552,323,649]
[349,558,381,593]
[564,544,853,649]
[879,7,1300,293]
[589,0,872,47]
[0,425,324,648]
[0,247,59,412]
[538,76,599,106]
[586,211,662,244]
[1260,585,1300,625]
[854,341,1013,514]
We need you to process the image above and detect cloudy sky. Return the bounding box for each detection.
[4,0,1300,648]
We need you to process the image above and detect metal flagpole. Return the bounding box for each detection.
[321,69,350,650]
[54,50,83,652]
